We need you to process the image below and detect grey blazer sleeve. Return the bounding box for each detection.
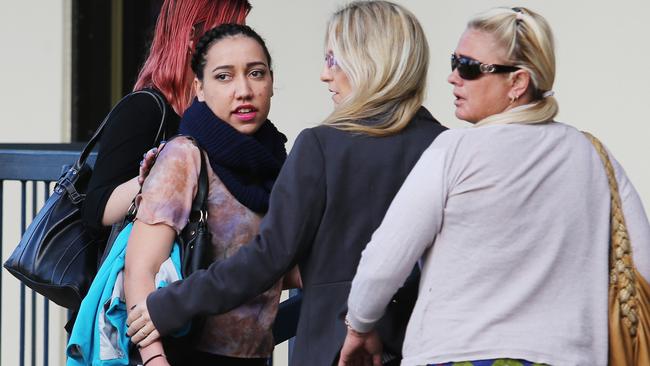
[147,128,326,335]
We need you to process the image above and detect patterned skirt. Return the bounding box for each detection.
[430,359,548,366]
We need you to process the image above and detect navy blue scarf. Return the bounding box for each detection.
[179,99,287,213]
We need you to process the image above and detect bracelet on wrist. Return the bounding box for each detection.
[143,353,165,366]
[344,315,368,335]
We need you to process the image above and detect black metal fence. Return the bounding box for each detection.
[0,144,299,366]
[0,144,91,366]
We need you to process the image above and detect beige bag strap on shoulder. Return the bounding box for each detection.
[583,131,650,365]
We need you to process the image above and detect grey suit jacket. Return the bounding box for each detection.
[148,107,447,366]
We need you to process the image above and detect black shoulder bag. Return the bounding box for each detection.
[178,141,213,276]
[114,135,212,276]
[3,90,167,310]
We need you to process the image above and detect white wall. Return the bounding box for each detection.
[248,0,650,210]
[0,0,70,143]
[0,2,70,365]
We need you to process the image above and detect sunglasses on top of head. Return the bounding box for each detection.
[451,54,520,80]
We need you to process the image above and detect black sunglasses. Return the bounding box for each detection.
[451,54,520,80]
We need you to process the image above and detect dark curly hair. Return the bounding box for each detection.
[191,23,272,80]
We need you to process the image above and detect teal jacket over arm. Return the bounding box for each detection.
[67,223,183,366]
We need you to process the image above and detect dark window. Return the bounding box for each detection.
[71,0,163,142]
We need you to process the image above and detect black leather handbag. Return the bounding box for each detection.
[117,135,212,276]
[3,90,167,310]
[177,142,213,276]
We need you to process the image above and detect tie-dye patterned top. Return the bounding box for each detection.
[136,137,281,357]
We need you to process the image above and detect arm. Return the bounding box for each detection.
[105,140,167,226]
[346,143,448,333]
[339,143,449,364]
[82,93,166,230]
[144,129,326,336]
[124,138,200,360]
[102,178,140,225]
[124,221,175,365]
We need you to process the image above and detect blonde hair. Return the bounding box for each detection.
[469,7,559,127]
[322,1,429,136]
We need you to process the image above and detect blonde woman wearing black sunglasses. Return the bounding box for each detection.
[340,7,650,366]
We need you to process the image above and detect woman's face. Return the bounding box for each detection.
[448,29,514,123]
[320,50,352,105]
[195,35,273,135]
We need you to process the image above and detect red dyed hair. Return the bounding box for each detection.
[133,0,251,115]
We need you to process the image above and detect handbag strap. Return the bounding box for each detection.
[73,89,167,172]
[127,135,209,224]
[181,135,209,225]
[583,131,640,337]
[189,142,209,224]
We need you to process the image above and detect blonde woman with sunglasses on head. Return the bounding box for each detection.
[340,7,650,366]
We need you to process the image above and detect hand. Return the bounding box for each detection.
[282,265,303,289]
[338,329,382,366]
[138,141,165,186]
[126,301,161,347]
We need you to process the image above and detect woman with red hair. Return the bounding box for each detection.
[82,0,251,237]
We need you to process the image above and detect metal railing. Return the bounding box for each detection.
[0,144,299,366]
[1,143,91,366]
